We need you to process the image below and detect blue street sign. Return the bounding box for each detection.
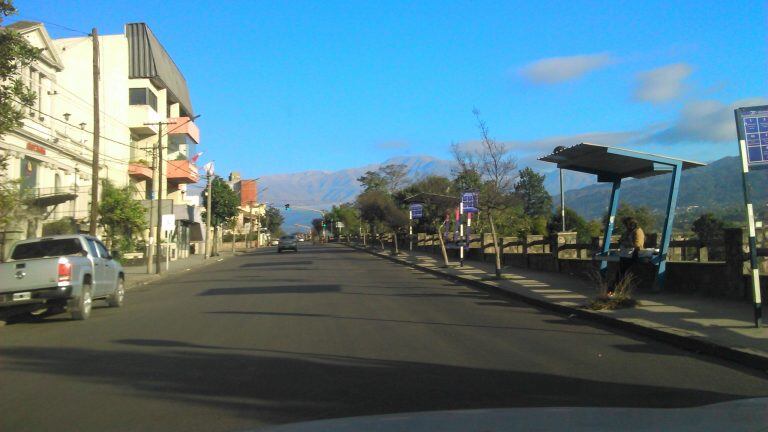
[738,107,768,167]
[462,191,479,213]
[410,203,423,219]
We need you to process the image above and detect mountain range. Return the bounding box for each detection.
[257,154,761,231]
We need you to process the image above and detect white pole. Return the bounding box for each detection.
[409,209,413,252]
[459,202,464,266]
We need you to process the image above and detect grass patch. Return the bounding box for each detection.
[585,270,638,311]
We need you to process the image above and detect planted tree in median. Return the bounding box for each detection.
[452,108,518,277]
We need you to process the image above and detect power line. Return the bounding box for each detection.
[5,17,90,36]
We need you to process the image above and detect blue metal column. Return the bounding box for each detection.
[600,179,622,275]
[655,162,682,292]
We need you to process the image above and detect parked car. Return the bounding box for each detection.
[0,234,125,321]
[270,239,279,246]
[277,235,298,253]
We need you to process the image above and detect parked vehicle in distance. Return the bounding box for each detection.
[0,234,125,321]
[277,235,299,253]
[270,239,279,246]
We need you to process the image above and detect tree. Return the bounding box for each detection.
[201,177,240,254]
[547,207,601,243]
[263,205,284,237]
[515,167,552,219]
[379,163,409,193]
[326,203,361,240]
[99,180,147,253]
[0,1,41,241]
[357,189,407,253]
[452,108,518,277]
[0,1,41,136]
[357,170,387,192]
[691,213,725,246]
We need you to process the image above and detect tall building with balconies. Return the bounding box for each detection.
[54,23,203,259]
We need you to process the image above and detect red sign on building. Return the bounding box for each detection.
[26,142,46,155]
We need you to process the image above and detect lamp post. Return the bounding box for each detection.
[554,146,566,232]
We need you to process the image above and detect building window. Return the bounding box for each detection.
[129,88,158,111]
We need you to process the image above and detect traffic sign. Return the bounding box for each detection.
[736,106,768,168]
[462,191,479,213]
[410,203,423,219]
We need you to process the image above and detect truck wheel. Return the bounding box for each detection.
[107,277,125,308]
[69,283,92,320]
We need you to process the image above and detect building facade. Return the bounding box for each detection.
[0,21,204,261]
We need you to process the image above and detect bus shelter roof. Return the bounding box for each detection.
[539,143,705,181]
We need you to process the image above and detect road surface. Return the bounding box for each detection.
[1,244,767,431]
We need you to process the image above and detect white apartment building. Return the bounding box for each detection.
[0,21,203,260]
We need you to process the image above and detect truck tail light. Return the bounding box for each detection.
[58,261,72,282]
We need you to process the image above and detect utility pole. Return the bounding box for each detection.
[89,28,100,235]
[554,146,566,232]
[146,146,156,274]
[204,172,213,259]
[144,121,172,274]
[154,123,164,274]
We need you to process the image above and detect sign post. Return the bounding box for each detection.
[735,105,767,328]
[409,203,423,252]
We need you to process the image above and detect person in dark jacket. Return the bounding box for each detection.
[610,217,645,295]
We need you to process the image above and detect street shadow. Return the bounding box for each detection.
[205,311,608,335]
[240,261,314,268]
[199,285,341,296]
[0,344,762,427]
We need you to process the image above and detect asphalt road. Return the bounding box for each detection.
[1,244,767,431]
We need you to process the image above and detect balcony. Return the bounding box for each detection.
[128,162,153,181]
[167,116,200,144]
[167,160,199,184]
[128,105,162,136]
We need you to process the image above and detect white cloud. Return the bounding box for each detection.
[634,63,693,103]
[519,53,613,84]
[375,140,410,150]
[649,97,768,143]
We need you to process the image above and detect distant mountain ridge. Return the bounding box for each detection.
[561,156,768,220]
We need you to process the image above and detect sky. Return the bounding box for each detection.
[10,0,768,177]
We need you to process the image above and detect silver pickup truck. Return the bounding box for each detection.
[0,234,125,320]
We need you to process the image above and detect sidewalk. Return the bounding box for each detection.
[122,249,244,290]
[352,244,768,370]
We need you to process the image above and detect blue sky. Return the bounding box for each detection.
[12,0,768,177]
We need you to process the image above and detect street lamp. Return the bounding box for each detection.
[553,146,566,232]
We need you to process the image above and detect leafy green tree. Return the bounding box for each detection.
[0,1,41,135]
[202,177,240,227]
[263,205,284,237]
[326,203,361,239]
[357,170,387,192]
[691,213,725,245]
[515,167,552,219]
[0,1,41,239]
[202,177,240,254]
[99,180,147,252]
[357,189,408,253]
[548,207,602,243]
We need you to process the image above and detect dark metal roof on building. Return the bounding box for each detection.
[539,143,705,180]
[125,23,194,116]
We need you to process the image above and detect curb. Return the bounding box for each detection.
[348,244,768,372]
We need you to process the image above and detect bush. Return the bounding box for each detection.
[586,270,638,310]
[42,217,77,236]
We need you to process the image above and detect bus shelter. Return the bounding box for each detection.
[539,143,705,291]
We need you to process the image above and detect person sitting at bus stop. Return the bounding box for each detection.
[610,217,645,295]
